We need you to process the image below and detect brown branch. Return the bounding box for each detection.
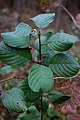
[58,4,80,29]
[55,0,63,32]
[0,77,14,83]
[0,76,25,83]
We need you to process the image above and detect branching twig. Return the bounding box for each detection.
[58,4,80,29]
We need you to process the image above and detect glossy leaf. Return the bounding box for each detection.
[49,53,80,77]
[47,32,78,51]
[1,88,28,112]
[28,64,54,92]
[18,78,42,102]
[30,13,55,28]
[1,22,32,48]
[0,42,32,67]
[48,90,71,104]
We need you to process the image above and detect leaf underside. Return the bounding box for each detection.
[31,13,55,28]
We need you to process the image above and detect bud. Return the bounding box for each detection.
[42,54,46,59]
[38,60,42,64]
[28,46,32,50]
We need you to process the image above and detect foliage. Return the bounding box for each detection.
[0,13,80,120]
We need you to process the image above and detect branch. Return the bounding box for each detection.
[0,76,25,83]
[38,31,43,120]
[30,44,39,51]
[38,31,41,61]
[58,4,80,29]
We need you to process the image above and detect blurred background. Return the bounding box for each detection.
[0,0,80,120]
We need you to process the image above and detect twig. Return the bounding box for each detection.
[38,31,43,120]
[0,77,14,83]
[58,4,80,29]
[0,76,25,83]
[30,44,39,51]
[38,31,42,61]
[6,108,14,120]
[54,74,78,80]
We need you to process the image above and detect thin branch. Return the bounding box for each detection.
[54,74,78,80]
[38,31,41,61]
[6,108,14,120]
[0,77,14,83]
[30,44,39,51]
[58,4,80,29]
[41,95,43,120]
[38,31,43,120]
[0,76,25,83]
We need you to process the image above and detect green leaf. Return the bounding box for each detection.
[18,78,42,102]
[49,53,80,77]
[16,22,32,36]
[28,106,38,114]
[48,90,71,104]
[46,32,53,41]
[1,88,28,112]
[30,13,55,28]
[1,22,32,48]
[0,42,32,67]
[35,98,49,113]
[18,111,40,120]
[0,65,14,76]
[47,32,78,51]
[28,64,54,92]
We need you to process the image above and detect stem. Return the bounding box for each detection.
[6,108,14,120]
[59,4,80,29]
[0,76,25,83]
[41,95,43,120]
[38,31,41,61]
[38,31,43,120]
